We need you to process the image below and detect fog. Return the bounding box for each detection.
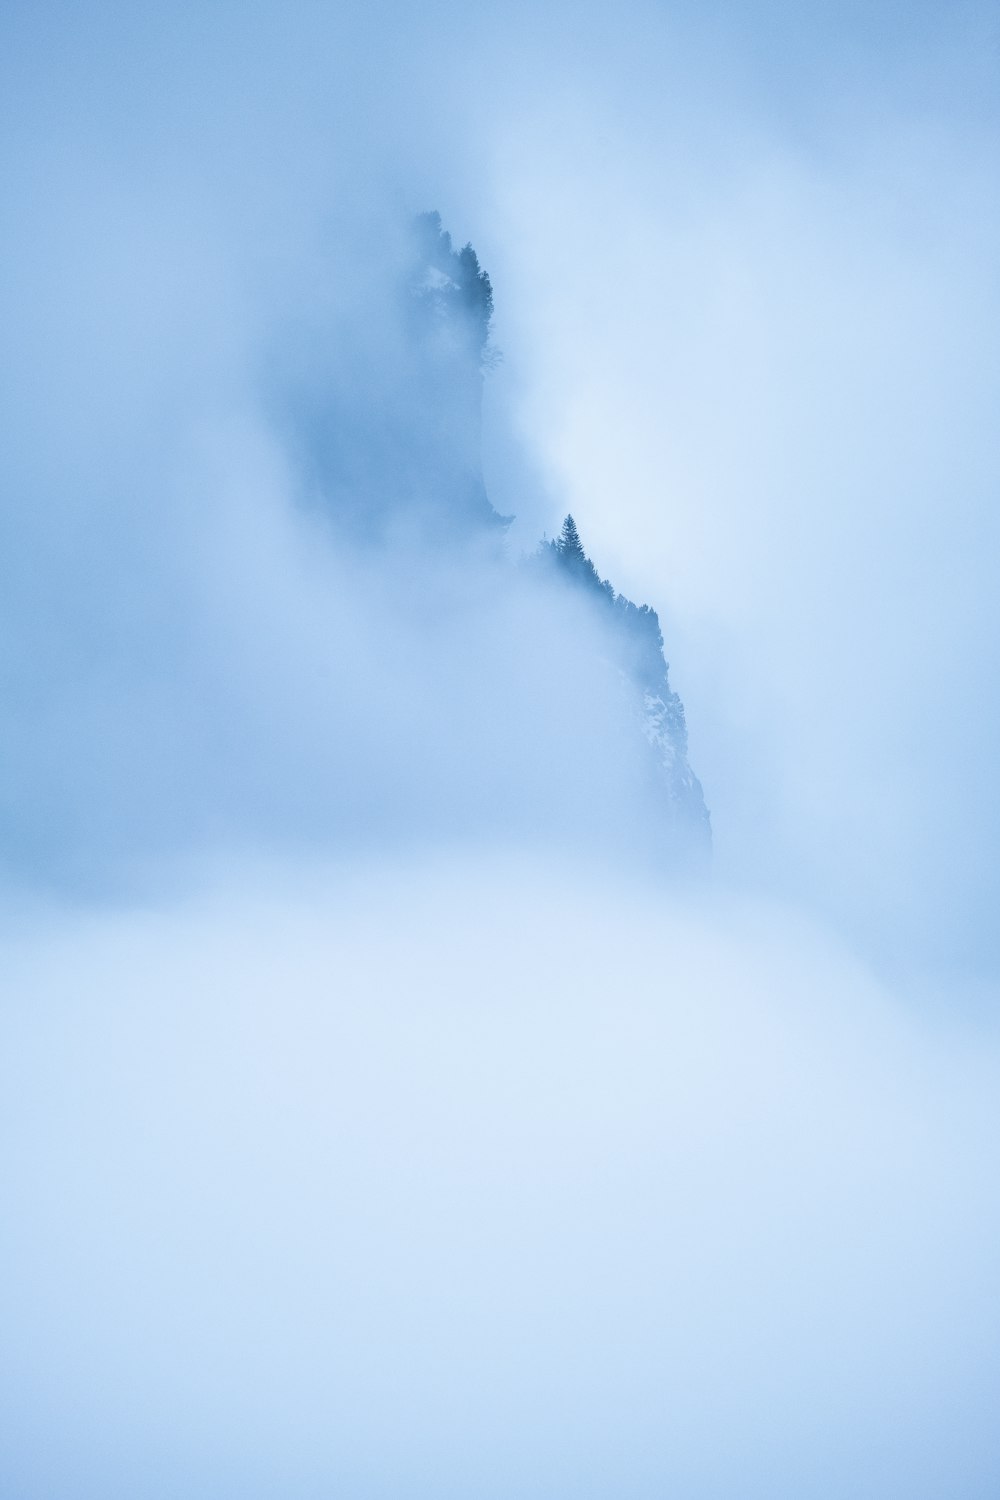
[4,860,1000,1497]
[2,1,999,1494]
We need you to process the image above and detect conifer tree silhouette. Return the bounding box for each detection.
[556,514,585,560]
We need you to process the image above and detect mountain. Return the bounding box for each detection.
[292,209,711,856]
[279,211,510,547]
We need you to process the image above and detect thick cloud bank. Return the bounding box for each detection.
[3,858,999,1498]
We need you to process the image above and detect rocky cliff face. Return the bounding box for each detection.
[542,515,711,849]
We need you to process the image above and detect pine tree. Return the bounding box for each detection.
[556,514,585,561]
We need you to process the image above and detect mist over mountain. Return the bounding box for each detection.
[277,211,507,547]
[1,206,709,887]
[3,5,999,1495]
[274,207,711,858]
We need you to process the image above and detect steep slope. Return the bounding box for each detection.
[278,212,509,547]
[285,209,710,857]
[542,515,711,846]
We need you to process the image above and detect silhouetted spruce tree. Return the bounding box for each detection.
[556,514,585,561]
[551,513,614,596]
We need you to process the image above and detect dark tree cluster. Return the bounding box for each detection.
[549,514,615,596]
[411,211,494,359]
[544,513,690,744]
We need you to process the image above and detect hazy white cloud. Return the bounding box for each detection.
[2,858,999,1497]
[484,35,1000,972]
